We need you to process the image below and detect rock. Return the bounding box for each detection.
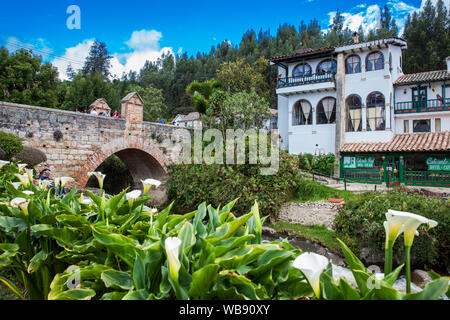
[360,247,385,265]
[328,253,346,267]
[262,226,277,235]
[146,188,168,208]
[411,270,433,289]
[0,147,5,159]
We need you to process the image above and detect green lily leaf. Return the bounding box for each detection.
[101,291,127,300]
[338,278,360,300]
[101,270,133,290]
[207,212,253,244]
[188,264,220,299]
[0,243,20,266]
[193,202,207,237]
[403,278,449,300]
[28,250,50,274]
[384,264,404,286]
[50,288,97,300]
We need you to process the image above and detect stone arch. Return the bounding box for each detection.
[76,137,169,188]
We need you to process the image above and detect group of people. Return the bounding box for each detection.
[74,109,121,118]
[36,169,66,196]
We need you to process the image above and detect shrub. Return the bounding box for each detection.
[167,151,301,219]
[334,189,450,271]
[0,131,23,160]
[13,146,47,166]
[298,153,335,176]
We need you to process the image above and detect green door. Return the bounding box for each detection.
[412,87,427,109]
[386,156,401,187]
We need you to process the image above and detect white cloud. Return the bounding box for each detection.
[51,40,94,81]
[125,29,162,51]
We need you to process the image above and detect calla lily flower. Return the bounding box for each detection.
[386,210,438,247]
[11,182,22,190]
[165,237,182,282]
[54,177,61,190]
[15,174,30,187]
[17,163,27,172]
[25,169,34,183]
[80,198,93,206]
[141,179,162,195]
[292,252,329,298]
[60,177,75,188]
[383,220,405,249]
[0,160,10,169]
[22,190,34,196]
[126,190,142,207]
[88,172,106,190]
[10,197,28,208]
[39,180,51,191]
[151,208,158,214]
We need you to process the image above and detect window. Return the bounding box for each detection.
[366,51,384,71]
[413,119,431,132]
[316,59,337,75]
[293,100,313,126]
[346,95,362,132]
[389,53,392,72]
[435,118,441,132]
[404,120,409,133]
[366,92,386,131]
[346,55,361,74]
[316,97,336,124]
[292,63,312,78]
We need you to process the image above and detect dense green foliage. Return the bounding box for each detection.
[167,152,301,218]
[334,189,450,270]
[298,153,336,177]
[295,179,355,203]
[0,131,23,160]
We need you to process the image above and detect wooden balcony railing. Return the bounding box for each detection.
[395,98,450,114]
[277,72,335,89]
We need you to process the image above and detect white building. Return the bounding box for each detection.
[271,37,450,188]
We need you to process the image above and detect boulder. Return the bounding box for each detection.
[411,269,433,289]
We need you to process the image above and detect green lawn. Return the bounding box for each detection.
[294,179,356,203]
[268,222,341,254]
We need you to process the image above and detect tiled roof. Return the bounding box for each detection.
[340,132,450,153]
[394,70,450,85]
[179,112,200,122]
[270,47,335,63]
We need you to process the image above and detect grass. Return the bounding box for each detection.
[268,221,341,254]
[294,179,356,203]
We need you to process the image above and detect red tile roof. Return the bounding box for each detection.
[270,47,335,63]
[340,132,450,153]
[394,70,450,85]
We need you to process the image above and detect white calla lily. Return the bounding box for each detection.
[11,182,22,190]
[54,177,61,190]
[22,190,34,196]
[0,160,10,169]
[383,220,405,249]
[25,169,34,182]
[386,210,438,247]
[17,164,27,172]
[14,174,30,187]
[126,190,142,200]
[292,252,329,298]
[60,177,75,188]
[141,179,162,195]
[10,197,28,208]
[39,180,51,191]
[165,237,182,282]
[88,172,106,190]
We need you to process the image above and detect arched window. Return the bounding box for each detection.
[366,51,384,71]
[293,100,313,126]
[366,92,386,131]
[346,95,362,132]
[346,55,361,74]
[293,63,312,78]
[316,59,337,75]
[316,97,336,124]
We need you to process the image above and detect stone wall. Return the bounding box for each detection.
[0,100,190,188]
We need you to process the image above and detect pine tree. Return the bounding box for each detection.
[82,40,112,79]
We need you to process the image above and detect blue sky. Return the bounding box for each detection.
[0,0,442,80]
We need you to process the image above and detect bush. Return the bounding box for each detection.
[167,151,301,218]
[13,146,47,166]
[0,131,23,160]
[334,189,450,271]
[298,153,335,176]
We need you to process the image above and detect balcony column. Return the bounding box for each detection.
[385,103,391,129]
[334,52,346,178]
[361,104,367,131]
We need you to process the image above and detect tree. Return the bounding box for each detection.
[82,40,112,79]
[0,47,59,108]
[186,79,222,114]
[66,64,76,81]
[403,0,449,73]
[127,84,165,122]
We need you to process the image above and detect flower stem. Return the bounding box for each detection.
[384,240,394,275]
[405,245,411,294]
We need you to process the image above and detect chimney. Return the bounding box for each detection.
[446,57,450,72]
[352,32,359,44]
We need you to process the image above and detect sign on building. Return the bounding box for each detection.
[343,156,375,169]
[426,158,450,171]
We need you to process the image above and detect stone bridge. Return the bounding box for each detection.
[0,92,189,188]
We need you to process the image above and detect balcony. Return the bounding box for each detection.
[276,73,336,95]
[394,98,450,114]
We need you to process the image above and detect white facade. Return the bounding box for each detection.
[272,38,450,156]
